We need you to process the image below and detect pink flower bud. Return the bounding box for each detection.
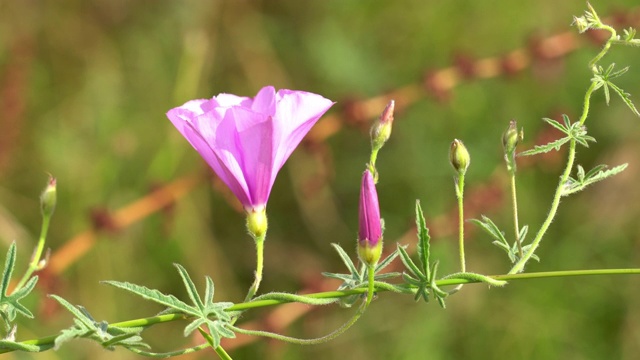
[370,100,395,150]
[357,170,383,265]
[40,175,57,218]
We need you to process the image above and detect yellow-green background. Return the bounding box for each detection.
[1,1,639,359]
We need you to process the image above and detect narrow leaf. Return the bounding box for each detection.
[184,318,206,337]
[321,272,353,282]
[415,200,431,277]
[204,276,214,304]
[542,117,569,134]
[375,248,400,273]
[609,65,629,79]
[213,321,236,339]
[402,272,421,286]
[608,81,640,117]
[330,243,359,276]
[563,163,628,196]
[576,165,586,181]
[469,216,508,246]
[49,295,96,329]
[397,244,424,280]
[205,323,222,349]
[561,114,571,128]
[1,242,17,297]
[518,225,529,243]
[174,264,204,312]
[491,240,510,252]
[585,164,608,179]
[374,272,402,280]
[519,137,570,156]
[103,281,198,317]
[54,328,86,350]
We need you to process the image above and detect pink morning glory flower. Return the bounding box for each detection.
[166,86,334,217]
[358,169,383,265]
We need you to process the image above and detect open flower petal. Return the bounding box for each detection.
[167,86,334,211]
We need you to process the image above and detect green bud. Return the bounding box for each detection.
[370,100,395,151]
[572,16,589,33]
[503,120,523,173]
[40,175,57,218]
[449,139,470,175]
[503,119,520,154]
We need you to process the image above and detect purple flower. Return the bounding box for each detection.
[167,86,334,213]
[358,169,383,265]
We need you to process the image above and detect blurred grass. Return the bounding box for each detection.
[1,0,640,359]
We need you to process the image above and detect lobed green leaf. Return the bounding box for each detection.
[103,281,199,317]
[415,200,431,278]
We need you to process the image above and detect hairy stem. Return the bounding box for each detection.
[3,267,639,354]
[243,234,265,303]
[14,214,51,292]
[509,80,597,274]
[510,173,523,259]
[456,173,466,273]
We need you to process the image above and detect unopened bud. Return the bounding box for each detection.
[502,119,520,154]
[572,16,589,33]
[40,176,57,218]
[357,170,383,266]
[246,206,268,239]
[503,120,522,173]
[370,100,395,151]
[449,139,470,175]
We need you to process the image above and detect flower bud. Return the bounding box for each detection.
[449,139,470,175]
[370,100,395,151]
[40,176,57,218]
[572,16,589,33]
[502,119,520,154]
[246,206,268,239]
[503,120,522,173]
[357,170,383,266]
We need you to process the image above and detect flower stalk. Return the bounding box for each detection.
[15,176,56,292]
[450,139,470,272]
[503,120,524,258]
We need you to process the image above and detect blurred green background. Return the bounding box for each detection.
[1,1,640,359]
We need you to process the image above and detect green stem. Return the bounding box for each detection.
[14,214,51,292]
[588,25,616,71]
[368,147,380,182]
[455,173,466,273]
[228,304,365,345]
[369,147,379,169]
[3,268,640,354]
[366,264,375,306]
[197,328,233,360]
[509,139,577,274]
[510,172,523,259]
[126,344,210,358]
[243,234,265,303]
[578,82,597,126]
[509,80,598,274]
[228,265,377,346]
[214,345,232,360]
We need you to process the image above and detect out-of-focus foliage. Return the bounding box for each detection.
[1,1,639,359]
